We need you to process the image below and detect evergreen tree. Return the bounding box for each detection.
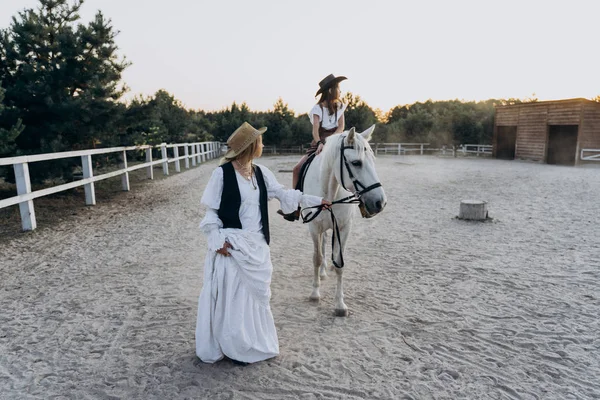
[0,0,129,156]
[0,85,23,156]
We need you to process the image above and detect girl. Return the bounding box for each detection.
[279,74,347,221]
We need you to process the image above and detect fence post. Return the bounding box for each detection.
[184,145,190,169]
[81,154,96,205]
[161,143,169,175]
[398,144,402,155]
[121,150,130,191]
[174,146,181,172]
[191,144,197,167]
[14,162,37,231]
[146,147,154,179]
[420,144,424,155]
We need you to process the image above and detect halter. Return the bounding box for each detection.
[301,135,383,268]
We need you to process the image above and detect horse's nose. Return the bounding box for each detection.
[375,200,384,212]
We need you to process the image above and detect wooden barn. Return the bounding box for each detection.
[493,98,600,165]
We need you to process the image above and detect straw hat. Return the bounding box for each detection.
[315,74,347,96]
[224,122,267,159]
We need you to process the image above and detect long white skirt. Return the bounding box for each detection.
[195,229,279,363]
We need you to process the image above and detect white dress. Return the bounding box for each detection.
[195,163,322,363]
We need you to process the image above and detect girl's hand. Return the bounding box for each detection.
[316,142,324,155]
[216,241,233,256]
[321,199,332,210]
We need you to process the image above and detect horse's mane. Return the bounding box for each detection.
[320,131,374,173]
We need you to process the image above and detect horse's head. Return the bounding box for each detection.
[334,125,387,218]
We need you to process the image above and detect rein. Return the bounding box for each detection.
[300,135,382,269]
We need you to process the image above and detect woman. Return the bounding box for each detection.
[279,74,347,222]
[196,122,331,365]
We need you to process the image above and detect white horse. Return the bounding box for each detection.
[302,125,387,316]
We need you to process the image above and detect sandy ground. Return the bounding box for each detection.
[0,155,599,400]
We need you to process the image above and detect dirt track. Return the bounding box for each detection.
[1,155,599,399]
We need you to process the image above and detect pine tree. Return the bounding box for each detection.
[0,0,129,155]
[0,85,23,155]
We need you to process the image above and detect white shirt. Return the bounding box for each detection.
[309,102,347,130]
[199,163,323,251]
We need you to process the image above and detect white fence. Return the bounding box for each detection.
[258,142,494,157]
[373,143,492,157]
[0,141,221,231]
[580,149,600,162]
[374,143,431,155]
[262,145,304,154]
[460,144,493,156]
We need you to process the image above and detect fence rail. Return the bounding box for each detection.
[374,143,431,155]
[259,142,494,157]
[580,149,600,161]
[460,144,493,156]
[373,143,492,157]
[262,145,304,155]
[0,141,221,231]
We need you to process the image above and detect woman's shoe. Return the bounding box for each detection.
[277,208,299,222]
[231,359,249,366]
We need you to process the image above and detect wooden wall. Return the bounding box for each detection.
[579,102,600,151]
[494,99,600,163]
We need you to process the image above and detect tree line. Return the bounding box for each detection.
[2,0,582,182]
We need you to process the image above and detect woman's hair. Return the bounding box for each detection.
[220,138,261,165]
[317,83,342,115]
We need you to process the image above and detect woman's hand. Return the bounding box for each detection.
[316,142,324,155]
[321,199,332,210]
[216,241,233,256]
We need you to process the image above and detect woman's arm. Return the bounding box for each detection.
[260,165,324,212]
[313,114,325,154]
[335,113,345,133]
[312,114,321,142]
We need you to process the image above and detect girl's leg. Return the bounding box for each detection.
[292,154,309,190]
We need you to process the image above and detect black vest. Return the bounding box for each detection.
[218,162,270,245]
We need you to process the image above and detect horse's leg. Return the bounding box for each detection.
[309,228,323,301]
[319,233,328,279]
[332,227,350,317]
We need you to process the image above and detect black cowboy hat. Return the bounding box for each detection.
[315,74,347,97]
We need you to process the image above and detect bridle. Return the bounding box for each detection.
[301,135,383,268]
[338,139,382,199]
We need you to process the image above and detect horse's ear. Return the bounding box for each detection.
[346,127,356,145]
[361,125,376,142]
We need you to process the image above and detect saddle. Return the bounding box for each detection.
[296,153,316,192]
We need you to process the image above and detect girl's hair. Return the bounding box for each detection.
[317,83,342,115]
[220,138,261,165]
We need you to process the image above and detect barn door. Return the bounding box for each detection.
[547,125,578,165]
[496,126,517,160]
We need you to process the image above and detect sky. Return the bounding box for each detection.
[1,0,599,115]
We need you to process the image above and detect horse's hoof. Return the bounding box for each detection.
[309,291,320,302]
[334,308,349,317]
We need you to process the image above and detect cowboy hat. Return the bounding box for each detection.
[224,122,267,159]
[315,74,347,97]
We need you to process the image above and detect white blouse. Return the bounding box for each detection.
[309,102,347,130]
[199,163,322,251]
